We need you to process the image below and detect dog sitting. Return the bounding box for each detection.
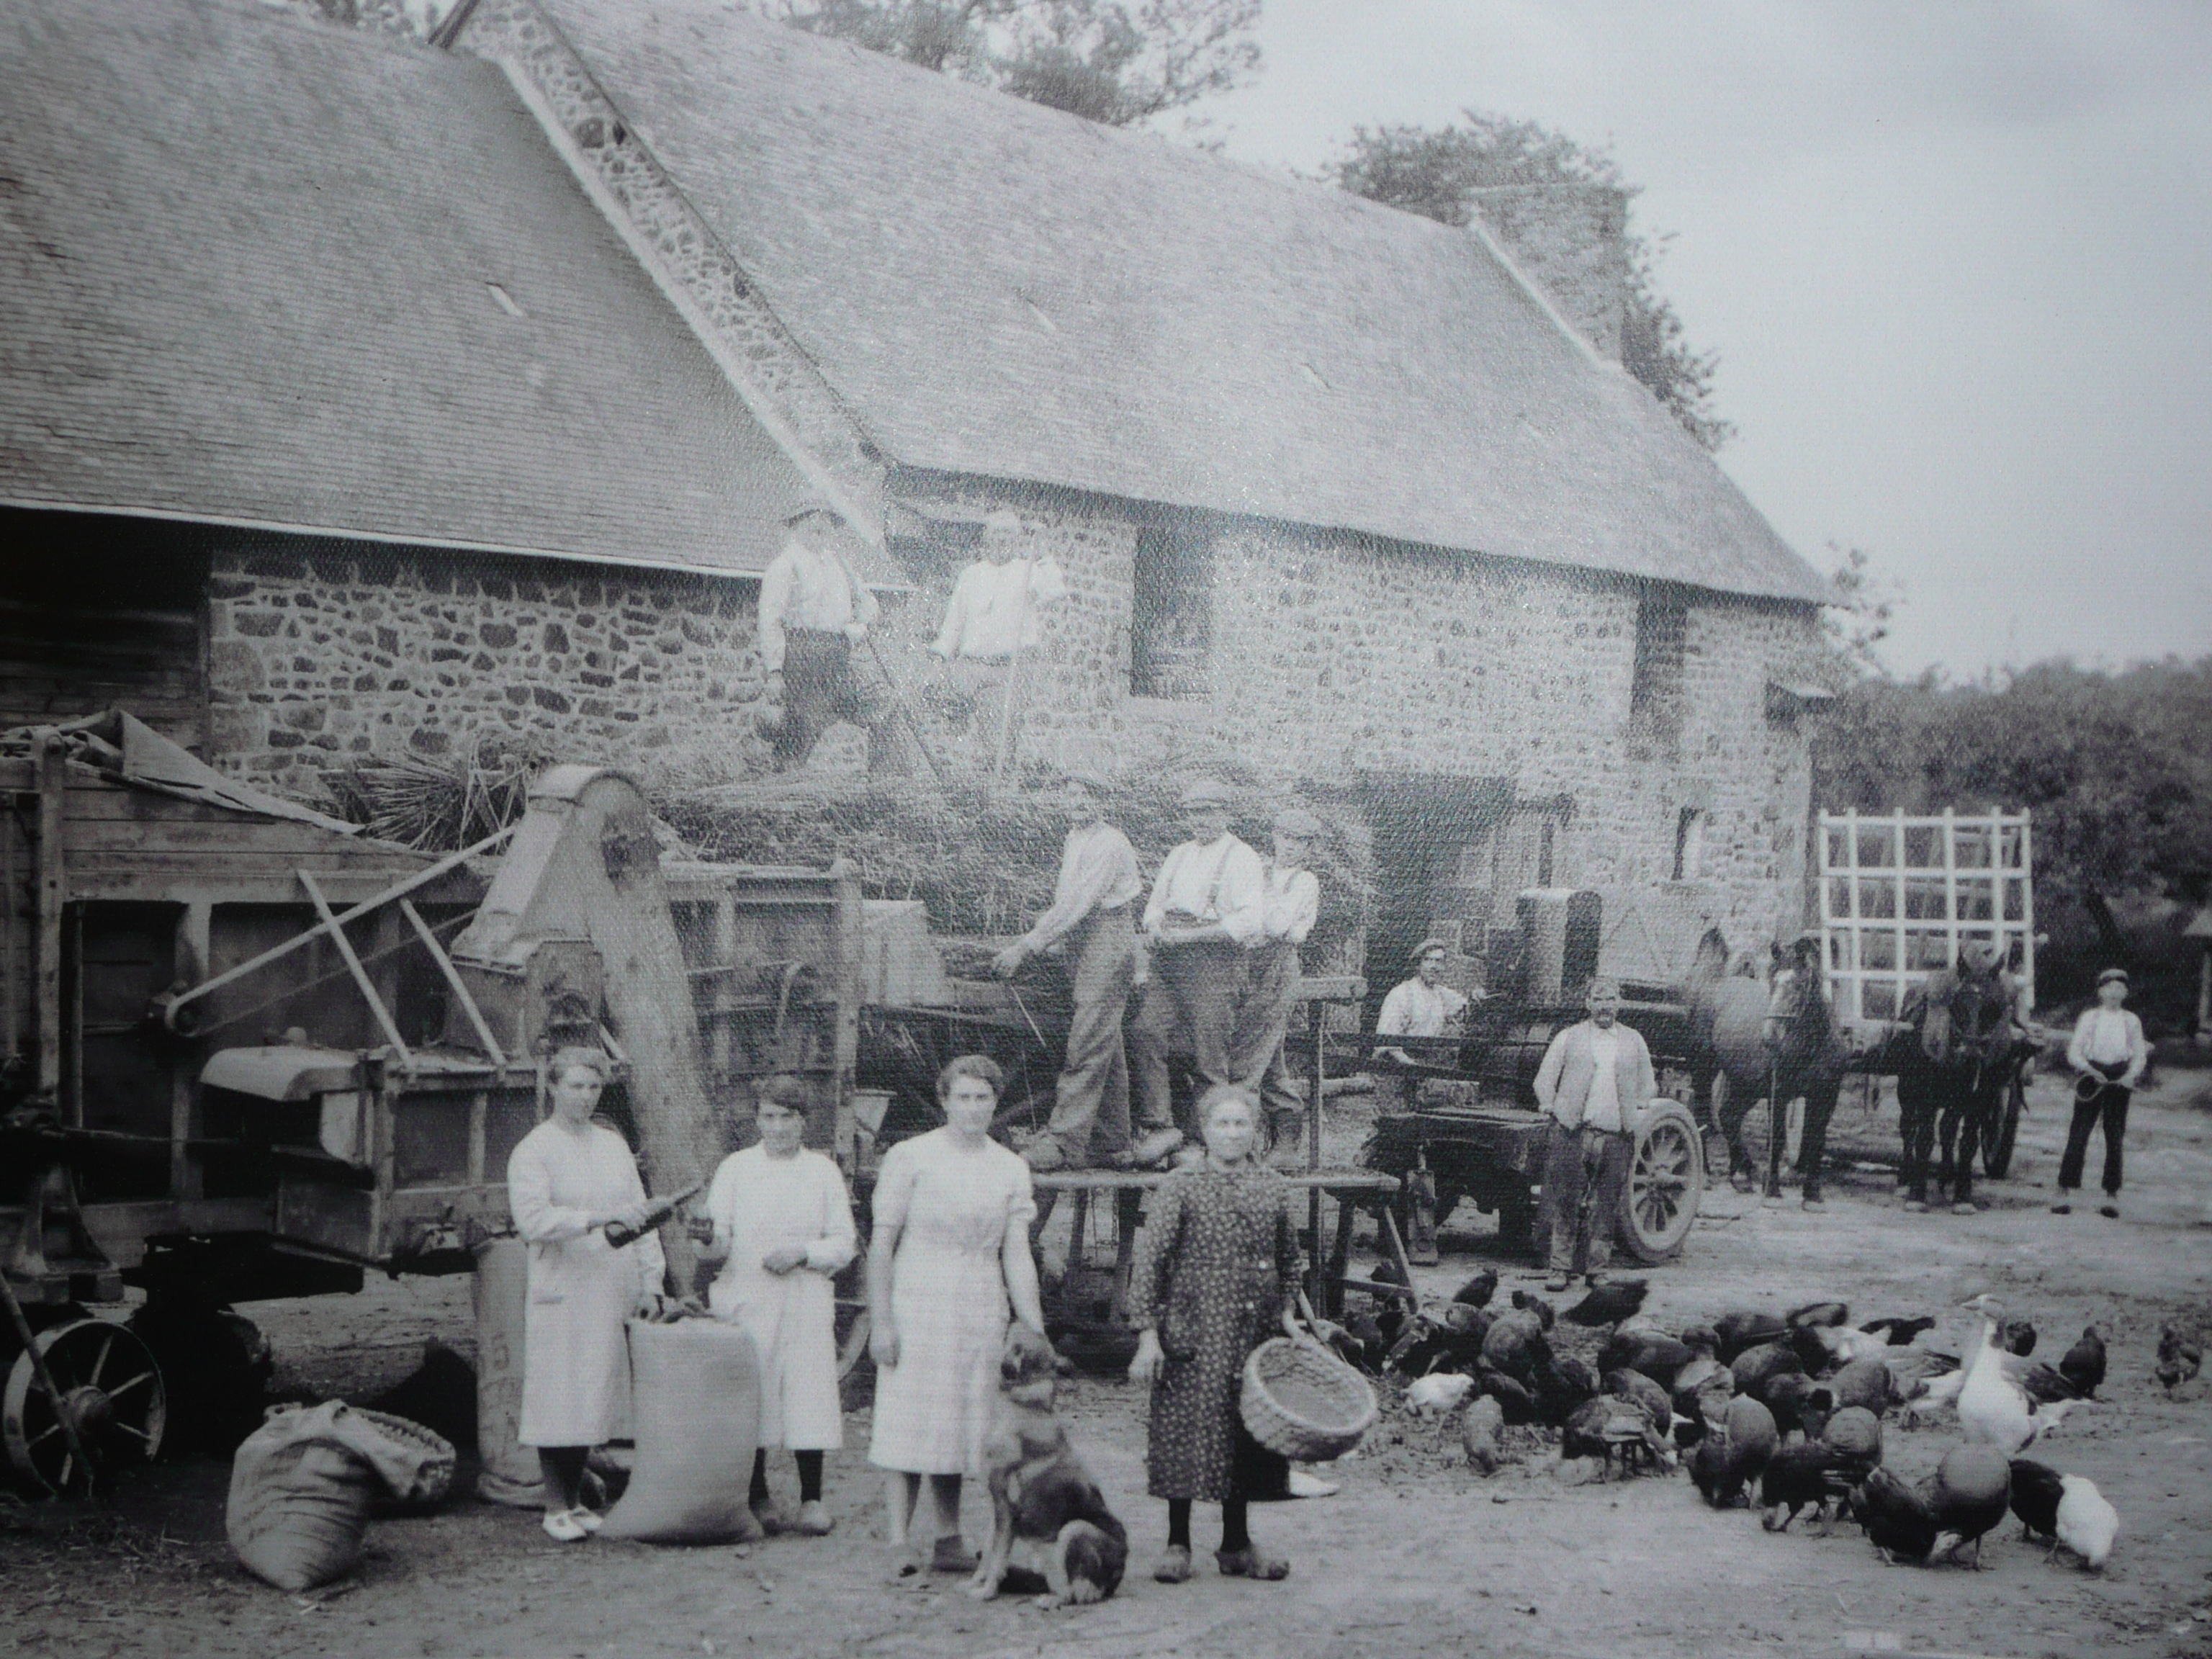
[966,1323,1128,1609]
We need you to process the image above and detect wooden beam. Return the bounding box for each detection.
[400,899,504,1066]
[33,733,65,1101]
[297,869,412,1066]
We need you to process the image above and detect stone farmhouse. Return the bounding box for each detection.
[1,0,1835,989]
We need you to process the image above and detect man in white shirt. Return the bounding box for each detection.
[2055,966,2149,1218]
[1372,940,1475,1110]
[925,509,1068,731]
[757,505,880,767]
[1532,979,1658,1291]
[1125,779,1265,1164]
[1228,809,1324,1167]
[992,765,1141,1172]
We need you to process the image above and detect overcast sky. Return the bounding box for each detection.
[1202,1,2212,679]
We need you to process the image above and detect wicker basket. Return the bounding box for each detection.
[349,1407,457,1508]
[1240,1337,1377,1462]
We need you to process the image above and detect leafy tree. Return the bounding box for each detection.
[1820,543,1904,680]
[755,0,1262,127]
[1328,114,1733,451]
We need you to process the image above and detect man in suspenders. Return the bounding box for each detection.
[1229,809,1323,1168]
[1125,779,1265,1164]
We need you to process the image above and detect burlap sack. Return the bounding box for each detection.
[227,1401,455,1591]
[599,1318,762,1544]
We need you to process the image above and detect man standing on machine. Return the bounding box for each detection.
[1229,809,1323,1169]
[1126,780,1264,1164]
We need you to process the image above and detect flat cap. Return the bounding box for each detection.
[1409,938,1452,964]
[1273,808,1326,838]
[2095,966,2128,986]
[1178,778,1235,808]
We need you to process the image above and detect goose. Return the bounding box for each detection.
[1957,1295,2064,1455]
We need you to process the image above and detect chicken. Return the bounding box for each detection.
[1761,1442,1852,1534]
[1732,1340,1804,1395]
[2008,1457,2066,1545]
[2002,1318,2037,1357]
[1795,1321,1896,1373]
[1331,1310,1390,1375]
[1477,1363,1537,1426]
[1509,1288,1557,1328]
[1452,1268,1499,1310]
[2057,1326,2105,1400]
[2055,1473,2119,1569]
[1481,1308,1550,1388]
[1406,1371,1475,1416]
[2156,1323,2201,1395]
[1596,1328,1694,1388]
[1460,1393,1505,1475]
[1534,1352,1600,1428]
[1756,1373,1832,1441]
[1713,1310,1789,1364]
[1924,1444,2012,1567]
[1787,1299,1851,1329]
[1858,1314,1938,1346]
[1565,1277,1649,1328]
[1827,1356,1897,1418]
[1851,1466,1939,1564]
[1687,1395,1777,1509]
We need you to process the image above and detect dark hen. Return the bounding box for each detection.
[1787,1300,1851,1331]
[1688,1395,1777,1509]
[1534,1352,1600,1427]
[1851,1466,1939,1563]
[2009,1457,2065,1545]
[1760,1442,1851,1533]
[1601,1367,1672,1430]
[1478,1364,1538,1426]
[1452,1268,1499,1310]
[1481,1308,1551,1388]
[1713,1310,1789,1363]
[2001,1318,2037,1357]
[1509,1288,1557,1329]
[1827,1356,1897,1418]
[1923,1444,2012,1568]
[2059,1326,2105,1400]
[1565,1277,1649,1328]
[2157,1323,2202,1394]
[2011,1362,2082,1407]
[1732,1341,1804,1396]
[1596,1328,1694,1388]
[1860,1315,1938,1346]
[1563,1394,1671,1477]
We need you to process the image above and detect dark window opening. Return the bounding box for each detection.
[1130,526,1211,699]
[1672,807,1707,881]
[1629,593,1687,759]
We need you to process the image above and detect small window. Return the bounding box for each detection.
[1130,526,1210,699]
[1629,594,1687,757]
[1672,807,1707,881]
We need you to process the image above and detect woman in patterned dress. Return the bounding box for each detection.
[866,1055,1045,1576]
[1128,1082,1302,1583]
[506,1048,667,1542]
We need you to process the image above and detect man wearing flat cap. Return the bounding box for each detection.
[1372,938,1475,1114]
[992,764,1141,1171]
[1228,809,1324,1167]
[757,504,879,767]
[1126,779,1266,1163]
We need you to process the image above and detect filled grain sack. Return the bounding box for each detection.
[226,1401,453,1591]
[600,1318,763,1544]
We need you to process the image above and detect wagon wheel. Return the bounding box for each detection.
[1618,1101,1704,1264]
[4,1319,167,1495]
[1981,1063,2026,1179]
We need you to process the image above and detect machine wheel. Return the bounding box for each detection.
[1618,1102,1704,1264]
[4,1319,167,1495]
[1982,1065,2026,1179]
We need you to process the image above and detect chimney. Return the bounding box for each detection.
[1466,184,1629,362]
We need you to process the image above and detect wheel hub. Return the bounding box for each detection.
[60,1385,114,1438]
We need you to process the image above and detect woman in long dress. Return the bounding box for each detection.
[866,1054,1045,1576]
[695,1074,858,1537]
[506,1048,667,1542]
[1128,1083,1301,1583]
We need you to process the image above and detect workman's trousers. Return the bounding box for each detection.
[1036,907,1136,1166]
[771,631,860,764]
[1230,942,1305,1143]
[1130,940,1246,1136]
[1540,1122,1630,1277]
[2058,1064,2131,1197]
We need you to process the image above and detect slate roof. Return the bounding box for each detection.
[524,0,1826,604]
[0,0,839,582]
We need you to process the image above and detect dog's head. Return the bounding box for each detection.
[1000,1323,1060,1398]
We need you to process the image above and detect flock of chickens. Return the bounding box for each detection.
[1337,1268,2206,1573]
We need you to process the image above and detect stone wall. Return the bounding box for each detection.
[203,542,773,796]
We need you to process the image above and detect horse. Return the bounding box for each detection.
[1681,929,1847,1204]
[1894,941,2018,1212]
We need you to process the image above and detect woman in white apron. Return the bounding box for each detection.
[507,1048,667,1542]
[696,1075,858,1537]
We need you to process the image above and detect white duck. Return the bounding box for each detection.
[1957,1295,2072,1454]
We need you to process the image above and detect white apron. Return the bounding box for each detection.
[704,1146,857,1450]
[507,1119,665,1447]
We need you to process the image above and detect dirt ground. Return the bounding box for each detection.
[7,1066,2212,1659]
